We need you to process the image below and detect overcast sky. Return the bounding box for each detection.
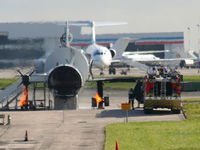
[0,0,200,34]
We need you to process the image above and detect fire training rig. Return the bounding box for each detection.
[90,77,143,109]
[143,67,182,114]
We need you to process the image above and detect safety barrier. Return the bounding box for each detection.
[0,114,11,125]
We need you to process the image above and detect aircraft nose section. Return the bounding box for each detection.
[97,55,111,67]
[101,56,111,66]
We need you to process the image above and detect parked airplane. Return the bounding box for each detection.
[65,21,172,73]
[30,21,129,109]
[121,50,168,65]
[112,49,187,72]
[65,21,128,75]
[121,53,182,70]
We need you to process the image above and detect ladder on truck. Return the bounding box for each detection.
[160,78,167,99]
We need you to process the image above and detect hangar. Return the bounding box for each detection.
[0,22,184,63]
[72,32,184,58]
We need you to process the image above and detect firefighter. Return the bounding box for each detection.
[128,88,134,109]
[159,66,164,76]
[134,80,144,108]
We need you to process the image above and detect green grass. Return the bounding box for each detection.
[0,78,18,89]
[183,76,200,82]
[0,77,136,90]
[85,75,200,89]
[105,103,200,150]
[103,82,136,90]
[0,75,200,90]
[182,98,200,102]
[84,82,136,90]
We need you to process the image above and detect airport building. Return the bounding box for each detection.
[0,23,184,52]
[0,22,184,67]
[73,32,184,58]
[0,32,9,44]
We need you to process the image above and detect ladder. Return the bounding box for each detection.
[160,78,167,99]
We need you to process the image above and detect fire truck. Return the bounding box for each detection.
[142,67,182,114]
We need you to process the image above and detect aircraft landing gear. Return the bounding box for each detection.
[100,69,104,76]
[109,65,116,75]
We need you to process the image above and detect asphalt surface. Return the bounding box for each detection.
[0,67,198,150]
[0,88,186,150]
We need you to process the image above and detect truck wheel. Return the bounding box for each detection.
[144,109,152,114]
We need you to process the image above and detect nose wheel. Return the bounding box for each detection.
[100,69,104,76]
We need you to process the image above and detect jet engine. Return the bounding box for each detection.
[48,65,82,96]
[109,49,116,58]
[42,47,89,109]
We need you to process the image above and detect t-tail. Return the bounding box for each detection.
[68,21,127,44]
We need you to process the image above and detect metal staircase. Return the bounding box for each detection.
[0,80,22,110]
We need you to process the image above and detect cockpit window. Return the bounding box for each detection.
[94,50,104,56]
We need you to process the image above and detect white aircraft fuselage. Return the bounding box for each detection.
[122,53,160,61]
[86,44,112,68]
[67,21,127,70]
[122,54,160,61]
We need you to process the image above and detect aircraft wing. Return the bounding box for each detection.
[123,50,170,55]
[88,76,143,82]
[122,57,183,65]
[112,57,188,71]
[111,57,149,72]
[122,59,149,71]
[67,21,127,27]
[94,21,127,27]
[136,58,187,64]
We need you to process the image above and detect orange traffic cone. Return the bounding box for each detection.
[115,141,119,150]
[24,130,28,141]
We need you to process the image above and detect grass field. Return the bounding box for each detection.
[183,75,200,82]
[85,75,200,90]
[0,78,18,90]
[84,81,136,90]
[105,100,200,150]
[182,98,200,102]
[0,75,200,90]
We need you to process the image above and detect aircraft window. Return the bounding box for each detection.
[94,50,101,56]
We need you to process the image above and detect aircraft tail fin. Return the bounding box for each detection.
[112,38,131,58]
[68,21,127,44]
